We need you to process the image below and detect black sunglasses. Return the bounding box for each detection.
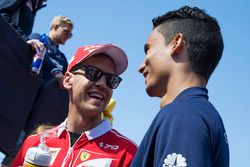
[73,64,122,89]
[60,26,73,38]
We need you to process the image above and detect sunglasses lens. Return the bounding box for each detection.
[83,65,122,89]
[85,66,103,82]
[68,33,73,38]
[106,74,122,89]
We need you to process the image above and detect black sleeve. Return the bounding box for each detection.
[0,0,23,13]
[0,0,30,41]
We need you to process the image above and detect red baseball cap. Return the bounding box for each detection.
[67,44,128,75]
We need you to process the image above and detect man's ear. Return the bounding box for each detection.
[170,33,185,55]
[63,72,73,89]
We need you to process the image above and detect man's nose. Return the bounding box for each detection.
[138,62,145,73]
[95,75,107,88]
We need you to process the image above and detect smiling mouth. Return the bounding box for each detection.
[143,72,148,83]
[88,92,104,101]
[143,71,148,78]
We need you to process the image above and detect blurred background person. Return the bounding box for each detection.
[29,15,73,86]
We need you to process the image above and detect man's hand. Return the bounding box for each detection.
[53,72,65,89]
[26,39,46,53]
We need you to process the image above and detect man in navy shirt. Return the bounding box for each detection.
[131,6,229,167]
[29,15,73,86]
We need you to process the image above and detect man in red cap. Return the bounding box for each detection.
[12,44,138,167]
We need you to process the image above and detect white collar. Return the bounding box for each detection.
[57,119,112,140]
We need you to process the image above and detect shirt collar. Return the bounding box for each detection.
[57,119,67,137]
[85,119,112,140]
[57,119,112,140]
[174,87,208,102]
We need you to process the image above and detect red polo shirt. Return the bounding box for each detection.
[12,120,137,166]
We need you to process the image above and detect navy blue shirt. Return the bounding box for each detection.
[131,87,229,167]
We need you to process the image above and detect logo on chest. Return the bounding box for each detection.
[80,152,90,161]
[75,149,114,166]
[98,142,119,151]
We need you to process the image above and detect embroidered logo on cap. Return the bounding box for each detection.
[82,45,103,55]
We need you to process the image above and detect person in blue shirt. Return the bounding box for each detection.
[131,6,229,167]
[29,15,73,87]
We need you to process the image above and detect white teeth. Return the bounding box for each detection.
[89,92,104,100]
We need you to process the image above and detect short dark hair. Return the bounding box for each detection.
[152,6,223,81]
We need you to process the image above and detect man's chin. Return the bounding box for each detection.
[146,86,157,97]
[146,87,152,96]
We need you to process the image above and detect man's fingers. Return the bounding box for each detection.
[26,39,45,53]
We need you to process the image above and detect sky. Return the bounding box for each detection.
[32,1,250,166]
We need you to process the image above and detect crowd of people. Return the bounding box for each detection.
[0,2,229,167]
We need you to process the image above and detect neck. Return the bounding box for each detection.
[49,33,59,46]
[66,104,102,134]
[160,72,206,108]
